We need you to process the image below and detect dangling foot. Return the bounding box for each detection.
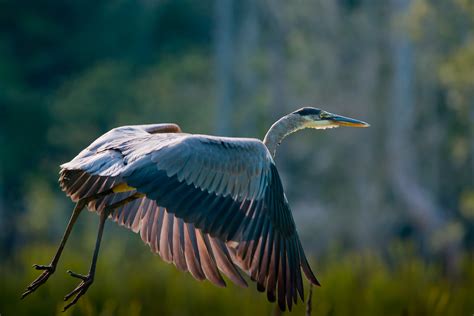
[21,264,56,299]
[62,270,94,311]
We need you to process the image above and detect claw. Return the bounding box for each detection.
[21,264,55,299]
[33,264,53,271]
[67,270,88,281]
[62,271,93,311]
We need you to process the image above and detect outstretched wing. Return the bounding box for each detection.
[60,169,249,289]
[60,124,319,311]
[60,123,248,287]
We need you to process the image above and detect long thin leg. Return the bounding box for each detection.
[21,188,114,299]
[62,209,107,311]
[21,199,87,299]
[62,192,143,311]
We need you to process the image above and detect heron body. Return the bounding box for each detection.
[22,107,368,311]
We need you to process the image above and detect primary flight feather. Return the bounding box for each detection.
[22,107,369,311]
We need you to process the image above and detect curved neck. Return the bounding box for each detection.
[263,114,305,158]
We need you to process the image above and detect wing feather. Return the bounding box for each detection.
[266,233,280,303]
[59,125,319,311]
[195,230,226,287]
[208,238,247,288]
[172,218,188,272]
[277,237,286,311]
[184,223,206,281]
[159,210,173,263]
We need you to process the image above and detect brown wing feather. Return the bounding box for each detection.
[59,123,319,311]
[60,134,248,289]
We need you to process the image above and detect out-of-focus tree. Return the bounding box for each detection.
[2,0,474,313]
[389,0,462,274]
[215,0,234,135]
[1,0,473,275]
[408,0,474,251]
[234,0,261,137]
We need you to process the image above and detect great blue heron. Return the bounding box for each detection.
[21,107,368,311]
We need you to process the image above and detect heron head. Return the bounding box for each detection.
[292,107,370,130]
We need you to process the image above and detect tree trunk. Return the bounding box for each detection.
[236,0,259,136]
[215,0,234,135]
[388,0,460,275]
[471,99,474,180]
[0,163,4,255]
[266,0,288,121]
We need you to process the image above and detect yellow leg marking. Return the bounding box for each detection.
[113,183,136,193]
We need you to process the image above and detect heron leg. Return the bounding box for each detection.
[21,188,115,299]
[62,192,143,311]
[62,209,106,311]
[21,199,87,299]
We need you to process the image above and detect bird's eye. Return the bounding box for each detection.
[320,112,330,119]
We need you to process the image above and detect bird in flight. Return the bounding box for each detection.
[21,107,368,311]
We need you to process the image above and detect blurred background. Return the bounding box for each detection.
[1,0,474,315]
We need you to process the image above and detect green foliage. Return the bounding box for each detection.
[2,1,474,314]
[43,53,214,181]
[2,232,473,315]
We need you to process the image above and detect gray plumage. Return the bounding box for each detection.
[59,122,318,311]
[23,107,368,311]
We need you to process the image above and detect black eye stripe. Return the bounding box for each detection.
[293,107,321,116]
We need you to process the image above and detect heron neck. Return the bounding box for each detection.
[263,114,304,158]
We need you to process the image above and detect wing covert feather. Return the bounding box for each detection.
[58,125,319,311]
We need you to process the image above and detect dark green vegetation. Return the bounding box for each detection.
[1,0,474,314]
[2,230,474,315]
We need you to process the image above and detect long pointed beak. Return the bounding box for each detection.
[327,114,370,127]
